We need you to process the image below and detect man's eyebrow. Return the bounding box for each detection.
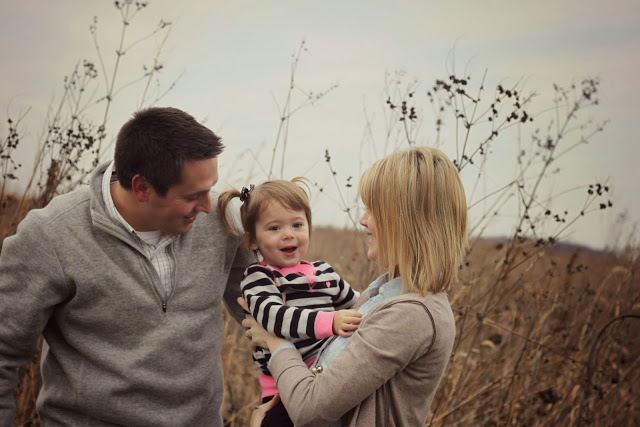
[186,189,209,197]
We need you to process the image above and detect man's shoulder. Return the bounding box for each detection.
[12,187,93,247]
[26,186,92,226]
[189,208,239,244]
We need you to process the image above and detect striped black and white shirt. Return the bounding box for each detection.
[242,260,359,374]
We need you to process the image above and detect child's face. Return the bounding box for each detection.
[250,201,310,268]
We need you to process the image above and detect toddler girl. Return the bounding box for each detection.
[217,178,361,426]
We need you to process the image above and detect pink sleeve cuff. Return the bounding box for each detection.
[315,311,336,338]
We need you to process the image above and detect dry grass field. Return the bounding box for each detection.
[4,196,639,426]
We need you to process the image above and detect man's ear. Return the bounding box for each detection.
[131,175,151,202]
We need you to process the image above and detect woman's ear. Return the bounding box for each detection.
[131,175,151,202]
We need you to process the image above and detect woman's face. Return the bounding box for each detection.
[359,208,379,263]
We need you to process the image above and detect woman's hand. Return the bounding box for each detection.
[238,297,288,352]
[250,394,281,427]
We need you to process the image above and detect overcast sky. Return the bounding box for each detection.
[1,0,639,250]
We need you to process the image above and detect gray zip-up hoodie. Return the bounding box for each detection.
[0,163,251,426]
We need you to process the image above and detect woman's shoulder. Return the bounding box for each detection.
[387,290,451,309]
[403,291,454,315]
[373,292,455,337]
[394,292,453,319]
[388,293,455,357]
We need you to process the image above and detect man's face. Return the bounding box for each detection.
[144,157,219,234]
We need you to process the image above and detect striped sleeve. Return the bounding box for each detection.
[241,264,321,340]
[313,261,360,309]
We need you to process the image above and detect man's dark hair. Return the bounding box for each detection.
[114,107,224,196]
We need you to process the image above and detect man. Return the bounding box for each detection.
[0,107,252,425]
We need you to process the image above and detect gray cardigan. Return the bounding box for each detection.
[269,287,456,426]
[0,163,251,426]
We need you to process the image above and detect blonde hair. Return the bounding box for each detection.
[359,146,468,295]
[217,177,312,248]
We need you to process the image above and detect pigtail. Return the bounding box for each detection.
[216,189,242,235]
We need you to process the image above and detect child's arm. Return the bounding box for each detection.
[313,262,360,309]
[242,265,331,340]
[313,262,363,337]
[333,276,360,309]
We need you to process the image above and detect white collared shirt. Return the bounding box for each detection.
[102,162,178,298]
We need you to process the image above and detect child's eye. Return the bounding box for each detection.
[269,226,280,231]
[293,223,304,228]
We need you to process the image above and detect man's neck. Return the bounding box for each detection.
[110,182,149,232]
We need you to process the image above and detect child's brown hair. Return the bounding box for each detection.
[217,177,313,248]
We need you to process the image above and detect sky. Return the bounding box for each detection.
[1,0,639,250]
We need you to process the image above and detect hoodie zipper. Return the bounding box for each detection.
[93,182,174,314]
[160,244,177,313]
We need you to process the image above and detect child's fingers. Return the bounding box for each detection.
[333,310,363,337]
[342,309,362,318]
[341,323,360,331]
[335,321,360,338]
[337,317,361,327]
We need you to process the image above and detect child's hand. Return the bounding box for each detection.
[332,309,362,337]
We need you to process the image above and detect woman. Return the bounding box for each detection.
[242,146,468,426]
